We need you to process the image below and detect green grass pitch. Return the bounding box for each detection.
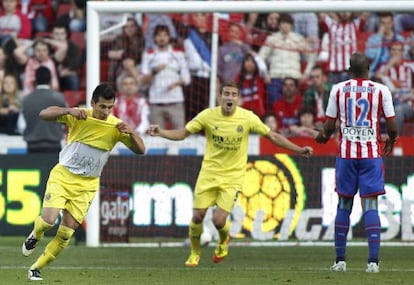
[1,237,413,284]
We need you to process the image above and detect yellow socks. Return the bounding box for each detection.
[31,225,74,270]
[217,221,230,244]
[33,216,54,240]
[189,221,203,255]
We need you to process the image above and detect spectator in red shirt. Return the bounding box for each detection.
[113,75,150,136]
[235,53,267,117]
[20,0,54,35]
[273,77,302,135]
[0,0,32,45]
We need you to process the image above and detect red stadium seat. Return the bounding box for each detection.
[100,60,109,82]
[56,3,71,18]
[63,90,86,107]
[70,32,86,53]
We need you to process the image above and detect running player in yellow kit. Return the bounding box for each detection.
[22,83,146,281]
[149,81,313,267]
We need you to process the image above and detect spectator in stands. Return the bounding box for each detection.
[44,22,81,91]
[183,13,212,121]
[289,106,319,138]
[0,0,32,45]
[262,112,278,132]
[0,73,22,135]
[245,12,280,51]
[235,53,267,117]
[302,65,331,130]
[246,12,279,34]
[291,12,319,55]
[14,39,59,95]
[394,13,414,34]
[273,77,303,136]
[319,12,365,85]
[2,38,25,83]
[56,0,86,33]
[20,0,54,35]
[144,13,178,50]
[0,46,5,88]
[365,12,407,79]
[376,41,414,134]
[113,75,150,136]
[258,13,315,106]
[20,66,66,154]
[217,22,253,84]
[141,24,190,129]
[107,17,145,91]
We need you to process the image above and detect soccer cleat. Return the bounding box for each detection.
[213,235,230,264]
[28,269,43,281]
[22,231,40,257]
[185,252,200,267]
[330,261,346,272]
[366,262,380,273]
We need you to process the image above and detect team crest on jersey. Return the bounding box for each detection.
[237,125,244,133]
[44,193,52,201]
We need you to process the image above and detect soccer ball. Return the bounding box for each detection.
[200,229,212,246]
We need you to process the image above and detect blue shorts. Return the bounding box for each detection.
[335,157,386,198]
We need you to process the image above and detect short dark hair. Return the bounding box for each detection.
[298,106,315,117]
[153,24,170,39]
[377,12,393,19]
[35,66,51,85]
[279,13,294,25]
[53,20,71,39]
[282,76,298,88]
[349,52,370,77]
[92,82,116,102]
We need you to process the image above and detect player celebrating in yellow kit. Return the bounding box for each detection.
[148,81,313,267]
[22,83,146,281]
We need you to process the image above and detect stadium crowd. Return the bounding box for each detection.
[1,0,414,139]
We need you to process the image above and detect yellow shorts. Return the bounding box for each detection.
[43,164,99,224]
[193,174,242,213]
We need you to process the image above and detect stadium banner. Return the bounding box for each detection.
[0,154,58,236]
[99,155,414,242]
[1,154,414,242]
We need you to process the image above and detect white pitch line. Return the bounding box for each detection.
[100,241,414,247]
[1,265,414,272]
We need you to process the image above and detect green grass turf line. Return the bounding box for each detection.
[1,237,413,284]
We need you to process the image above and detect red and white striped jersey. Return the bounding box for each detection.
[325,78,395,158]
[323,16,364,72]
[377,60,414,104]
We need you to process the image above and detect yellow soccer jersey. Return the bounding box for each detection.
[186,106,270,183]
[57,109,133,151]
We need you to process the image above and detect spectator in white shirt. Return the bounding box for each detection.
[141,24,190,129]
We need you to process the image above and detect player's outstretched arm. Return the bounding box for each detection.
[266,131,313,157]
[39,106,87,121]
[148,124,191,141]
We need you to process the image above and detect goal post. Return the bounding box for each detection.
[86,1,414,247]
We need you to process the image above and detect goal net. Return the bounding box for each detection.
[85,1,414,247]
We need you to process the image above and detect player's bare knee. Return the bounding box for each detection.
[192,210,206,223]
